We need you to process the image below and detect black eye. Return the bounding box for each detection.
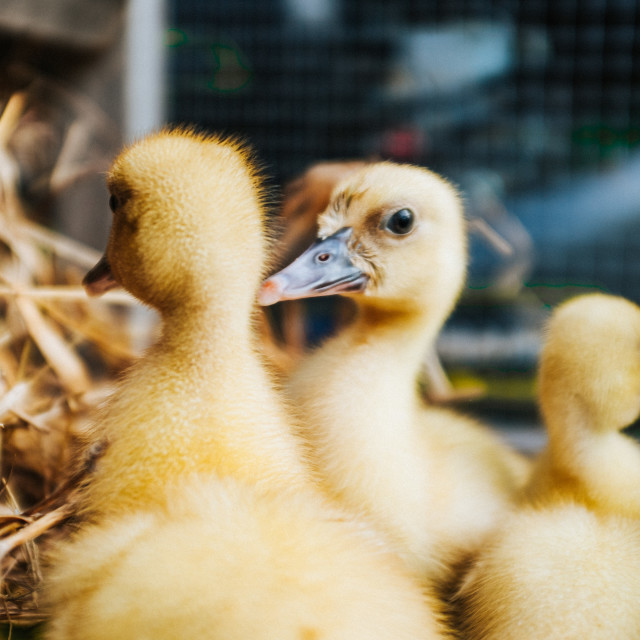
[108,194,118,212]
[385,209,414,235]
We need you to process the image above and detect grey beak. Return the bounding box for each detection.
[83,254,119,297]
[258,227,368,306]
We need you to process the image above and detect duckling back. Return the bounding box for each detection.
[46,476,449,640]
[456,503,640,640]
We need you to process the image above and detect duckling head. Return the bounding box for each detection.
[539,293,640,435]
[259,161,467,319]
[83,128,267,315]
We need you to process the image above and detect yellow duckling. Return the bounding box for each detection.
[523,293,640,515]
[456,502,640,639]
[47,475,452,640]
[456,293,640,639]
[45,130,450,640]
[78,129,315,518]
[259,161,529,586]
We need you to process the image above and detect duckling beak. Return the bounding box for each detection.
[258,227,368,306]
[83,254,119,297]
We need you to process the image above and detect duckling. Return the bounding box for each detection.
[523,293,640,515]
[45,130,450,640]
[456,502,640,640]
[264,158,470,402]
[47,474,451,640]
[78,129,316,518]
[455,293,640,639]
[259,161,529,586]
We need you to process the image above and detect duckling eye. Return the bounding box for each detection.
[385,209,414,236]
[108,194,119,212]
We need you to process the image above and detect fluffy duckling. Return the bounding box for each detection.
[45,130,450,640]
[523,293,640,515]
[456,293,640,639]
[264,158,467,401]
[47,475,451,640]
[78,130,316,518]
[456,502,640,640]
[259,161,529,586]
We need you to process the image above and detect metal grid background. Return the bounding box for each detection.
[166,0,640,305]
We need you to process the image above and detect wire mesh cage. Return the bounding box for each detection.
[166,0,640,289]
[165,0,640,404]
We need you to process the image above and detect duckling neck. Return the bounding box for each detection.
[160,303,254,365]
[297,300,440,420]
[335,302,440,414]
[354,301,443,363]
[543,401,640,514]
[86,299,313,516]
[155,303,289,416]
[288,296,443,553]
[544,397,614,461]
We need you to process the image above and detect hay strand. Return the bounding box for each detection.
[0,88,153,627]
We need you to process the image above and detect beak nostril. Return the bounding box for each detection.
[317,253,331,263]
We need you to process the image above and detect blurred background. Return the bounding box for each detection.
[2,0,640,451]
